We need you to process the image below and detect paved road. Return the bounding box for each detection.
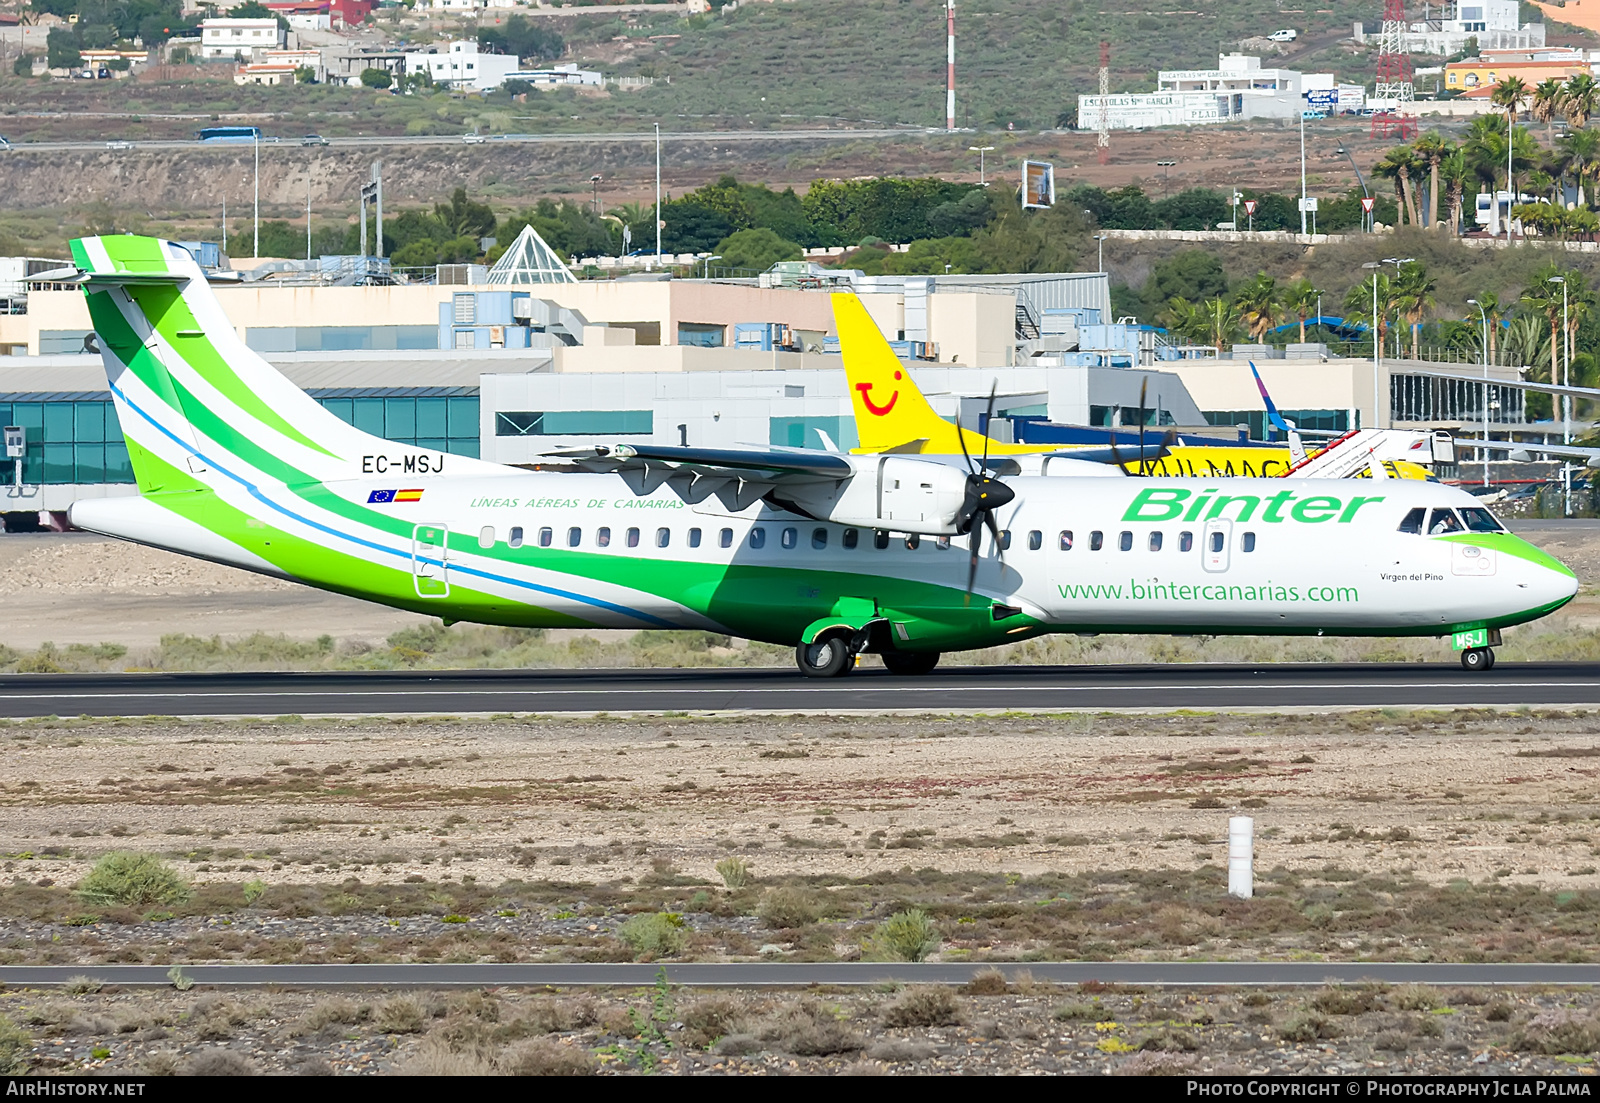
[1,663,1597,718]
[5,128,924,154]
[1,962,1595,988]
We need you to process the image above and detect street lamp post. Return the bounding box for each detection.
[1299,108,1308,236]
[1362,256,1413,429]
[968,145,995,186]
[590,174,602,217]
[1094,233,1106,273]
[253,131,260,260]
[1468,297,1490,488]
[1336,146,1372,232]
[701,254,721,279]
[654,123,662,267]
[1549,275,1571,514]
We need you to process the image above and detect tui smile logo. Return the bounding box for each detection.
[855,371,901,416]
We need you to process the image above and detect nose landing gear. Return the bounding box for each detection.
[1461,646,1495,673]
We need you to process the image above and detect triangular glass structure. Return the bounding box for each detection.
[485,224,578,285]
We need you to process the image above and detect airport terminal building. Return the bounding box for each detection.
[0,231,1523,527]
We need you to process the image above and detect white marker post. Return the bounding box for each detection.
[1228,816,1254,899]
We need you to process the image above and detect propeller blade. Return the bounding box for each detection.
[1137,377,1148,476]
[955,399,975,476]
[980,381,997,474]
[965,523,981,604]
[984,509,1005,573]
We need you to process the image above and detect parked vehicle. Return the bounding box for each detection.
[105,140,132,150]
[462,133,486,144]
[1269,28,1298,42]
[1301,109,1327,120]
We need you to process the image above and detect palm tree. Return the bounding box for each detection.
[1502,312,1553,378]
[1474,291,1505,366]
[1344,273,1395,359]
[1283,277,1320,343]
[1160,297,1211,346]
[1202,296,1244,352]
[1233,273,1281,341]
[1374,146,1422,226]
[1492,76,1530,128]
[1412,132,1451,228]
[1521,267,1566,384]
[1532,77,1567,145]
[1558,127,1600,207]
[1440,148,1471,233]
[1565,72,1600,129]
[1393,262,1437,360]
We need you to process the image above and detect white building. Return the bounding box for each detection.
[509,63,602,87]
[1355,0,1545,54]
[200,18,286,62]
[264,48,323,82]
[1079,54,1304,132]
[405,39,520,91]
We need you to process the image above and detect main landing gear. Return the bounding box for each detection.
[1461,647,1496,673]
[794,634,942,678]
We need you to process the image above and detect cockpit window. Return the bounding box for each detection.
[1397,507,1425,535]
[1427,508,1464,535]
[1459,507,1505,533]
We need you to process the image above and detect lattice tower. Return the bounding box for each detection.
[1097,40,1110,165]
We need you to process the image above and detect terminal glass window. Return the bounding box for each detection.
[317,395,480,458]
[0,400,134,486]
[677,322,725,348]
[494,410,652,437]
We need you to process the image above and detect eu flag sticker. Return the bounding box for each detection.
[367,489,396,504]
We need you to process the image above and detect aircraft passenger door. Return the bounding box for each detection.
[413,524,450,598]
[1202,518,1232,574]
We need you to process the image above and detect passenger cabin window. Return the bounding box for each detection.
[478,526,495,549]
[596,527,611,548]
[1059,530,1073,551]
[1241,532,1257,552]
[719,527,733,548]
[874,530,890,550]
[627,527,640,548]
[1179,531,1193,552]
[1398,507,1425,535]
[812,528,828,549]
[1089,530,1103,551]
[689,527,702,548]
[935,536,950,550]
[1427,508,1464,535]
[508,526,524,549]
[1460,507,1505,533]
[781,526,798,549]
[905,534,921,550]
[1210,531,1225,553]
[1149,531,1163,552]
[1118,531,1133,552]
[843,528,859,549]
[1028,530,1043,551]
[1000,530,1012,551]
[539,527,553,548]
[749,526,766,549]
[656,527,670,548]
[567,526,581,548]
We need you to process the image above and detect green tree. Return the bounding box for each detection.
[1558,127,1600,207]
[1565,72,1600,129]
[1140,249,1228,318]
[359,67,392,89]
[1412,132,1451,228]
[801,177,975,244]
[1393,261,1437,360]
[968,190,1084,274]
[926,189,994,237]
[1345,273,1397,357]
[1151,187,1228,231]
[433,187,495,241]
[1201,296,1243,351]
[478,13,564,64]
[1531,76,1567,144]
[714,227,801,273]
[660,200,734,254]
[1159,296,1210,346]
[46,27,80,70]
[11,52,34,78]
[499,198,613,260]
[1374,146,1421,226]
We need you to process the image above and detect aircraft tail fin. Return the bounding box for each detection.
[70,235,498,495]
[1248,360,1307,465]
[832,291,981,455]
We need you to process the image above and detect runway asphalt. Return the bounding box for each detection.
[1,662,1598,718]
[1,962,1595,988]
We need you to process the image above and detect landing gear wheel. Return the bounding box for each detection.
[882,651,940,676]
[796,635,852,678]
[1461,646,1495,673]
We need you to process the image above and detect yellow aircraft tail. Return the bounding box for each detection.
[833,292,996,455]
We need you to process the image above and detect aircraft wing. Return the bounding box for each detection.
[1500,441,1600,467]
[547,444,854,511]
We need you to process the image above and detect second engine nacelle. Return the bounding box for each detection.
[778,455,971,535]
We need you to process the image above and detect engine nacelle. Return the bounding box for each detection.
[778,455,971,535]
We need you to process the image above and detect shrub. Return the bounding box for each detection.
[1278,1010,1339,1042]
[872,909,938,962]
[758,888,819,930]
[680,997,746,1049]
[1136,1028,1198,1051]
[758,1000,862,1056]
[1486,1001,1515,1022]
[1511,1008,1600,1054]
[373,995,426,1034]
[1113,1051,1200,1076]
[298,998,368,1034]
[1053,1002,1099,1021]
[865,1039,936,1062]
[882,986,960,1028]
[714,856,750,890]
[179,1049,257,1076]
[961,969,1009,996]
[498,1038,596,1076]
[241,880,266,905]
[0,1016,29,1074]
[62,976,102,996]
[1310,984,1383,1016]
[618,912,686,959]
[77,853,189,909]
[1392,984,1443,1011]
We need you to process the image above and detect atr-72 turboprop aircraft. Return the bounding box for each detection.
[64,236,1576,676]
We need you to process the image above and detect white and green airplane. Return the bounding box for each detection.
[63,236,1576,677]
